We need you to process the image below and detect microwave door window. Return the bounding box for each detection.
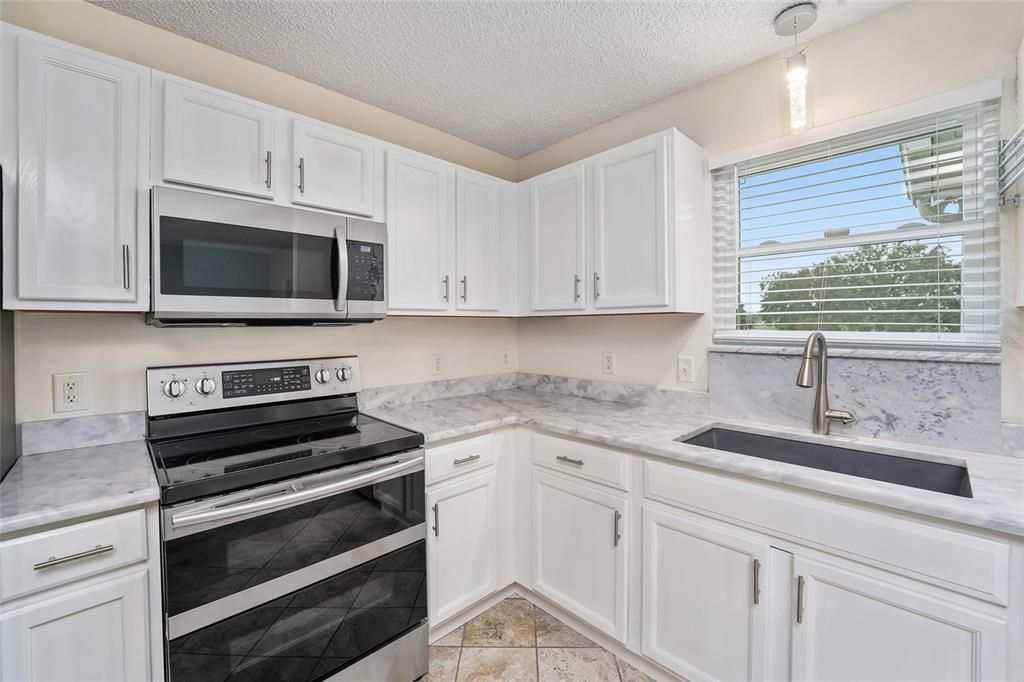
[160,217,334,299]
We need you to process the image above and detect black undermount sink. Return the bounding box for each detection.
[678,428,973,498]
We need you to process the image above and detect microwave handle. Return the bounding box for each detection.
[335,226,348,312]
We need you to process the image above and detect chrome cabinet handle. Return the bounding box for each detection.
[460,276,468,302]
[453,454,480,466]
[298,156,305,194]
[613,510,622,547]
[431,503,439,537]
[555,455,584,466]
[34,544,113,571]
[796,575,805,623]
[594,272,601,300]
[172,455,422,528]
[442,275,450,302]
[121,245,130,290]
[265,150,273,189]
[573,275,581,301]
[753,559,761,605]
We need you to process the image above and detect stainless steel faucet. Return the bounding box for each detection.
[795,332,856,435]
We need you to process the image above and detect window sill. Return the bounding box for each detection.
[708,343,1001,365]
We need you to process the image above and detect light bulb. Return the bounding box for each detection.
[786,50,808,131]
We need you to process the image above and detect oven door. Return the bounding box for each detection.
[162,450,426,682]
[151,186,350,323]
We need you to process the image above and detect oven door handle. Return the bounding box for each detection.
[334,225,348,313]
[170,454,423,529]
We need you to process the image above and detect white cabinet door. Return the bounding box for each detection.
[0,571,151,681]
[162,80,276,198]
[386,149,452,311]
[592,134,669,309]
[641,505,770,682]
[532,470,627,641]
[292,119,375,216]
[15,37,145,306]
[427,471,498,624]
[455,170,501,312]
[791,556,1007,682]
[529,164,587,311]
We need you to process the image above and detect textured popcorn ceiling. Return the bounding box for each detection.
[91,0,902,158]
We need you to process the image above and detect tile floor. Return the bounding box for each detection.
[421,596,655,682]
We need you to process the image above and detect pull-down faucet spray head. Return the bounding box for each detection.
[795,331,822,388]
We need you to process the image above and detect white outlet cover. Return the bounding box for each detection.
[677,355,694,383]
[431,353,445,376]
[602,351,616,375]
[499,349,514,370]
[53,372,89,413]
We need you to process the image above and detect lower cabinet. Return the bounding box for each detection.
[790,556,1008,682]
[427,470,498,623]
[0,570,151,681]
[641,505,770,682]
[532,469,628,642]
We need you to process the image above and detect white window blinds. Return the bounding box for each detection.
[712,99,1001,347]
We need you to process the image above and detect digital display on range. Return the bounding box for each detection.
[222,365,311,398]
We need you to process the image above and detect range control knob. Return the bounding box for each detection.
[195,377,217,396]
[336,367,352,382]
[162,379,186,399]
[314,369,331,384]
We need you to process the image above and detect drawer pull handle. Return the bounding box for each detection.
[34,544,114,571]
[453,454,480,466]
[556,455,584,466]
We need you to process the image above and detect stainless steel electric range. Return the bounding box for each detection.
[146,356,427,682]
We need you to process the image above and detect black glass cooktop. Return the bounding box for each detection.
[150,412,423,504]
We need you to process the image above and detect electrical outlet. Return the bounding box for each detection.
[431,353,444,376]
[499,349,514,370]
[677,355,694,383]
[602,351,616,375]
[53,372,89,413]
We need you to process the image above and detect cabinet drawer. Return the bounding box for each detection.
[1,509,148,603]
[426,433,496,485]
[532,432,629,491]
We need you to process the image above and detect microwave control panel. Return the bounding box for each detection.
[346,240,384,302]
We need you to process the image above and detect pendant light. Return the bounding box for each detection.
[774,3,817,133]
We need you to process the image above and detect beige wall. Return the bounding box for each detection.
[1,0,517,180]
[13,313,517,422]
[514,1,1024,424]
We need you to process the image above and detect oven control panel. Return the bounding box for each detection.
[147,356,361,417]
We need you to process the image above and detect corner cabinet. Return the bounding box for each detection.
[455,170,502,312]
[2,31,150,310]
[521,129,709,316]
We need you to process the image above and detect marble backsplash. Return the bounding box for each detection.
[709,350,1006,455]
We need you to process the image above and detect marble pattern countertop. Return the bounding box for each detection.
[0,440,160,537]
[368,389,1024,538]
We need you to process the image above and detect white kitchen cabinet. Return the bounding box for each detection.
[592,134,668,309]
[162,79,277,198]
[5,33,149,309]
[641,504,770,682]
[527,163,588,312]
[790,555,1008,682]
[532,469,628,641]
[427,470,498,623]
[291,119,375,216]
[455,170,502,312]
[386,149,453,311]
[0,570,151,681]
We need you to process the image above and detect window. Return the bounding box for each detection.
[711,100,1000,348]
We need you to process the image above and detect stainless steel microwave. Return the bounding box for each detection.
[148,187,386,326]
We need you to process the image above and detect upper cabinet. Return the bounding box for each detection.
[162,79,277,199]
[386,149,452,311]
[456,170,502,312]
[528,164,587,312]
[291,119,375,216]
[1,31,150,311]
[520,129,709,316]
